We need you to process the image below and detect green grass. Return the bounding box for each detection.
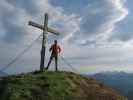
[0,71,127,100]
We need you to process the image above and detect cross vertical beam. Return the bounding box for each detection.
[40,14,48,71]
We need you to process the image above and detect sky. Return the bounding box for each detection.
[0,0,133,74]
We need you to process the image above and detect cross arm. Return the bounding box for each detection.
[28,21,44,30]
[47,27,60,35]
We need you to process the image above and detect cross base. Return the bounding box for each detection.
[40,46,46,71]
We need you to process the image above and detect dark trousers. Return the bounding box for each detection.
[46,54,58,71]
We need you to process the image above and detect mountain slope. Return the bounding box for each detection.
[0,71,126,100]
[93,72,133,100]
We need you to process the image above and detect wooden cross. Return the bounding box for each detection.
[28,13,60,71]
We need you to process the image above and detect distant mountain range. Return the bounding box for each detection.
[0,71,7,76]
[91,72,133,100]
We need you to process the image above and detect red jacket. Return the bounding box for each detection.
[49,44,61,55]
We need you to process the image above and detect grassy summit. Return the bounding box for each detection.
[0,71,126,100]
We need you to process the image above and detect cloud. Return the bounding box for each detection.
[60,42,133,74]
[0,0,128,46]
[0,0,132,74]
[0,0,34,43]
[0,0,81,45]
[68,0,128,45]
[110,15,133,41]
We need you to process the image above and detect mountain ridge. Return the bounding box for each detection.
[93,71,133,100]
[0,71,126,100]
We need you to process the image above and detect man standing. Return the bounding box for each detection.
[46,40,61,71]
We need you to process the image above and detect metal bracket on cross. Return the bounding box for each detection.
[28,13,60,71]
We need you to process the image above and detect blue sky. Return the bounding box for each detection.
[0,0,133,74]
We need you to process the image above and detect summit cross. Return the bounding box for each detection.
[28,13,60,71]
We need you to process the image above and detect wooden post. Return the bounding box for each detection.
[40,13,48,71]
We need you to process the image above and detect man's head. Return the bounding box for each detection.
[54,40,57,44]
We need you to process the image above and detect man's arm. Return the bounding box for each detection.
[49,45,53,52]
[58,45,61,53]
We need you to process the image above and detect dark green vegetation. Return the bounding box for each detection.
[0,71,126,100]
